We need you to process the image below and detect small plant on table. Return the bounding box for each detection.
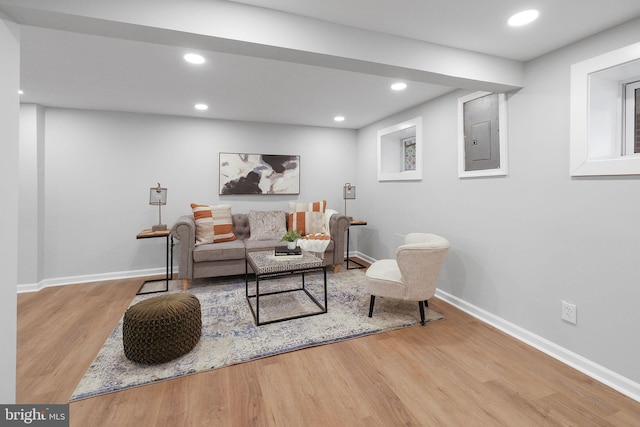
[281,230,303,249]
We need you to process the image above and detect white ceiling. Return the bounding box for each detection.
[8,0,640,129]
[231,0,640,62]
[18,25,454,129]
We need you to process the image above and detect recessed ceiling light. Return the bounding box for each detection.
[194,103,208,111]
[18,89,24,95]
[184,53,205,64]
[391,82,407,91]
[507,9,539,27]
[334,116,345,122]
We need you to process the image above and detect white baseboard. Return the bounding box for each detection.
[349,251,376,265]
[17,267,175,293]
[435,288,640,403]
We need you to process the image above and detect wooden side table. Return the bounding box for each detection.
[136,228,174,294]
[346,220,367,270]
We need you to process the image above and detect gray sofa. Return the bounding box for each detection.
[172,210,351,290]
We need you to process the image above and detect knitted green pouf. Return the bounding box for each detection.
[123,293,202,364]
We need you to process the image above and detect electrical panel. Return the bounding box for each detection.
[463,93,500,171]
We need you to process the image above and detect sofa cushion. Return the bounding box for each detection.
[192,239,245,262]
[191,203,236,245]
[247,210,287,241]
[244,239,283,251]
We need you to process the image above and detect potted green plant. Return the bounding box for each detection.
[281,230,302,249]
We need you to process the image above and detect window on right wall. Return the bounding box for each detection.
[377,117,422,181]
[570,41,640,176]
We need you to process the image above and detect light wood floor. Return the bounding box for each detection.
[17,264,640,426]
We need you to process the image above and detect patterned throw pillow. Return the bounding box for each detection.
[288,200,326,213]
[191,204,214,245]
[191,203,236,245]
[247,210,287,241]
[288,200,328,235]
[210,205,236,243]
[288,211,326,236]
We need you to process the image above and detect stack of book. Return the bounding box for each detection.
[273,245,303,260]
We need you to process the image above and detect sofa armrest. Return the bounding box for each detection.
[328,213,350,266]
[171,215,196,280]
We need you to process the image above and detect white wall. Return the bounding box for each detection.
[355,17,640,393]
[0,12,19,404]
[19,108,356,287]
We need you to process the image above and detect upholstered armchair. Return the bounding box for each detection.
[365,233,450,325]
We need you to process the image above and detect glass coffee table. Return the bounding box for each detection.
[245,250,327,326]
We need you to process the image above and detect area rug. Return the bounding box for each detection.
[70,269,443,401]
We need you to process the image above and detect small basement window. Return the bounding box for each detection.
[570,41,640,176]
[377,117,422,181]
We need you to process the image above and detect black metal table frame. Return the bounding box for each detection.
[245,257,327,326]
[346,225,367,270]
[136,234,174,295]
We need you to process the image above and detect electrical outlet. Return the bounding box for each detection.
[562,301,577,324]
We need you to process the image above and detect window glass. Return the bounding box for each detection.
[403,136,416,171]
[624,80,640,155]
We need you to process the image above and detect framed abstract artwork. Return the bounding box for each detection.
[219,153,300,195]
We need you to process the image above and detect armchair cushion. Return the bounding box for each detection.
[365,259,406,299]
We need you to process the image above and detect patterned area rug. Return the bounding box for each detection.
[70,269,443,401]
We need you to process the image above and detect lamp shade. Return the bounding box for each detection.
[150,183,167,231]
[149,183,167,205]
[343,183,356,199]
[343,182,355,218]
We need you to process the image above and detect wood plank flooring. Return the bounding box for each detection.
[16,266,640,426]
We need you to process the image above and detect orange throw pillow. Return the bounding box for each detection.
[191,203,236,245]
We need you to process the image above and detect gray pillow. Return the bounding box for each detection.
[247,210,286,241]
